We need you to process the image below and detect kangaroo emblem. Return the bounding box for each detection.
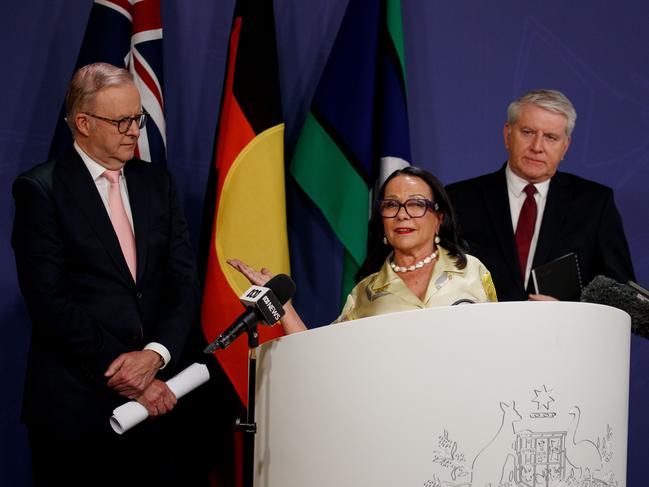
[470,401,522,487]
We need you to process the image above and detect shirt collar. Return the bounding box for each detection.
[505,163,550,199]
[74,141,123,182]
[369,246,465,304]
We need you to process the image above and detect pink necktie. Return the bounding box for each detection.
[514,184,537,279]
[102,170,137,280]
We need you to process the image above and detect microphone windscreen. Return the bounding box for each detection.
[265,274,296,304]
[580,275,628,307]
[581,275,649,338]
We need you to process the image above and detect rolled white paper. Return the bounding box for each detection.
[110,362,210,434]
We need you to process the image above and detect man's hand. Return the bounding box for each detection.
[136,379,177,416]
[528,293,559,301]
[104,350,164,398]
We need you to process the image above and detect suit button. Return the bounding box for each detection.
[136,291,143,299]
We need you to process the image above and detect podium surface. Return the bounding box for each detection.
[254,302,630,486]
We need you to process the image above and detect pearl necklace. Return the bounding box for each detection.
[390,250,439,273]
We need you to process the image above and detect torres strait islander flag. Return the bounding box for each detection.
[201,0,290,405]
[290,0,411,308]
[50,0,166,164]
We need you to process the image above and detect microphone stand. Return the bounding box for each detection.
[236,323,259,487]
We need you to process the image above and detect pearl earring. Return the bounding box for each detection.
[383,236,388,245]
[434,235,441,244]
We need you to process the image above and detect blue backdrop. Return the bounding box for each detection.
[1,0,647,484]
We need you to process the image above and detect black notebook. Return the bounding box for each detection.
[531,252,583,301]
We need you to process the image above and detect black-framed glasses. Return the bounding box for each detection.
[377,198,439,218]
[84,110,148,134]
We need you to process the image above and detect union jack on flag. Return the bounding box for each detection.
[50,0,166,164]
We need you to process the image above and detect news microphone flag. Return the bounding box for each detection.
[203,284,283,352]
[204,276,294,353]
[49,0,166,164]
[201,0,290,406]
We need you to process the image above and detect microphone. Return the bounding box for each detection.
[204,274,296,352]
[580,275,649,338]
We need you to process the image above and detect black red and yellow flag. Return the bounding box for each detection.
[201,0,290,405]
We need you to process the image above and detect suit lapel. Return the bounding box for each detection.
[124,161,149,284]
[481,168,524,287]
[56,151,135,285]
[533,172,570,267]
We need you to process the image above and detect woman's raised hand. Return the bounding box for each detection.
[227,259,307,335]
[227,259,274,286]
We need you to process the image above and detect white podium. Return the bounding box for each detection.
[254,302,630,487]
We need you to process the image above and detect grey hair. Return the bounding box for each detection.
[65,62,134,134]
[507,89,577,137]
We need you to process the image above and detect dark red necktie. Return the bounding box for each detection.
[515,184,537,279]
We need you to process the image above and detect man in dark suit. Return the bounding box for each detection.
[12,63,201,485]
[446,89,635,301]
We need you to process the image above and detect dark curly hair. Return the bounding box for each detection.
[356,166,467,282]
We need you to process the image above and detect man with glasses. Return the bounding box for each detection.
[12,62,200,485]
[446,89,635,301]
[84,109,147,134]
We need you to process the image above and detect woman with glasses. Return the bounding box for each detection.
[228,166,497,333]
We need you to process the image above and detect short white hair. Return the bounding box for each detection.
[507,89,577,137]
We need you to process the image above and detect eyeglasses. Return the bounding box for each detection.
[377,198,439,218]
[84,111,148,134]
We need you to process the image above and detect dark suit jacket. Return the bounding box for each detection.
[12,149,200,437]
[446,166,635,301]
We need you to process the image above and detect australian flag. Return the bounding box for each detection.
[49,0,166,164]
